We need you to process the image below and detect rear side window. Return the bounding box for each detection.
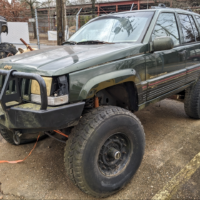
[178,14,200,43]
[152,13,180,46]
[189,15,200,41]
[195,15,200,26]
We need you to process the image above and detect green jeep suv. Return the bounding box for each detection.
[0,4,200,197]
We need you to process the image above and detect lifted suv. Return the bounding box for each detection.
[0,4,200,197]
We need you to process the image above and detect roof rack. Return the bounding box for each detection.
[158,3,166,8]
[151,3,169,9]
[151,3,194,13]
[152,3,184,10]
[187,8,193,12]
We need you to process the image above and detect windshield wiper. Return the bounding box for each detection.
[77,40,114,45]
[62,41,77,45]
[62,40,114,45]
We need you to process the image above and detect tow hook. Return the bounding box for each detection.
[13,131,22,145]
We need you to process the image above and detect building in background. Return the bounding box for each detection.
[37,0,173,32]
[65,0,172,15]
[36,0,200,41]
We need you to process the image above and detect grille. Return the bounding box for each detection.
[0,75,32,101]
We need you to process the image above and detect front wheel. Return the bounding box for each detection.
[64,106,145,197]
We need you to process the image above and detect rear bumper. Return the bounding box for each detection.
[0,69,85,133]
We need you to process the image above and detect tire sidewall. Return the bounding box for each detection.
[80,114,145,196]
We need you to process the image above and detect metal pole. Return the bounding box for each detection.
[0,23,2,43]
[62,0,66,42]
[76,8,82,31]
[147,0,149,9]
[35,9,40,49]
[130,3,134,11]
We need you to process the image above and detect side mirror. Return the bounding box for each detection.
[150,37,174,52]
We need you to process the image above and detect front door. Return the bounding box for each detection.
[146,12,186,101]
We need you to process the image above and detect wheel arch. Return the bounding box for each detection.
[78,69,137,98]
[84,84,139,114]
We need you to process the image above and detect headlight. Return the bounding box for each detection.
[31,75,69,106]
[31,94,69,106]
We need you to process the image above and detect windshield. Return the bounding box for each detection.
[69,12,154,43]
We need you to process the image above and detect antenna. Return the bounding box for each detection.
[130,3,134,11]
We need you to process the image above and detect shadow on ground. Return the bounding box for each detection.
[0,99,200,199]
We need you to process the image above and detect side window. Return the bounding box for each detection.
[152,13,180,46]
[195,15,200,27]
[189,15,200,41]
[178,14,196,43]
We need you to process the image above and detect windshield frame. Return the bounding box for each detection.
[68,11,155,44]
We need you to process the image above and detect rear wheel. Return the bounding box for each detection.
[184,79,200,119]
[64,106,145,197]
[0,129,47,145]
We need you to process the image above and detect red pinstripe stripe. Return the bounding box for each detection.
[187,66,200,73]
[142,66,200,90]
[149,72,186,86]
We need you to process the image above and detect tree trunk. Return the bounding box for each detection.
[56,0,63,45]
[91,0,95,18]
[33,22,37,39]
[31,8,37,39]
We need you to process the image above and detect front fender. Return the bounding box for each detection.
[79,69,136,99]
[69,69,137,101]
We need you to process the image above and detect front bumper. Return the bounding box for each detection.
[0,70,85,133]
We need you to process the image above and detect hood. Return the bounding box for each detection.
[0,43,146,76]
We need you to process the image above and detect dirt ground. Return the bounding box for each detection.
[0,99,200,199]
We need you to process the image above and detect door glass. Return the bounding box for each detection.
[178,14,195,43]
[189,15,200,41]
[152,13,180,46]
[195,15,200,26]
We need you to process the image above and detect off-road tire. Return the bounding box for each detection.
[64,106,145,198]
[0,129,47,145]
[0,43,18,59]
[184,80,200,119]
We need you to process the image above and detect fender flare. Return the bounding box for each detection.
[78,69,137,100]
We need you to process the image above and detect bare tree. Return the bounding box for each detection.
[91,0,95,18]
[172,0,200,9]
[0,0,28,22]
[20,0,41,39]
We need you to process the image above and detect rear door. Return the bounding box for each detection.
[146,12,186,101]
[180,13,200,83]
